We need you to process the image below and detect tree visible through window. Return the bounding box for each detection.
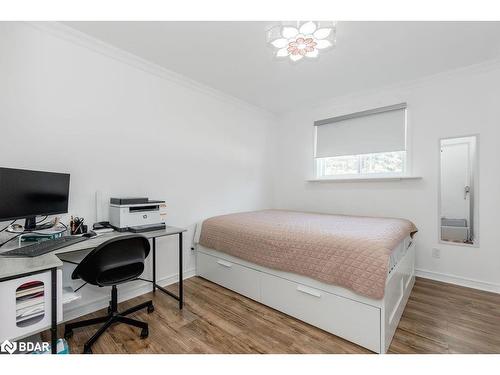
[316,151,405,177]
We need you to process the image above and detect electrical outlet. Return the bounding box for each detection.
[432,248,441,259]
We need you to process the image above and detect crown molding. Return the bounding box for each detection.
[391,54,500,92]
[297,55,500,115]
[25,21,276,120]
[24,21,500,120]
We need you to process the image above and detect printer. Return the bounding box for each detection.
[109,197,167,232]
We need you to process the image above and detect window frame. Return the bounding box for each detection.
[315,151,407,179]
[313,104,411,180]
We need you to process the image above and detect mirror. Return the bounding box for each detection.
[439,135,478,245]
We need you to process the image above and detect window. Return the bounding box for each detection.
[314,103,407,178]
[316,151,406,177]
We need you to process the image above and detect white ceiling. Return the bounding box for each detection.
[63,21,500,114]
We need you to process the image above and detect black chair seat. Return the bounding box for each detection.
[64,234,154,354]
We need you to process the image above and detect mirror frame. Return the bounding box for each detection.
[438,134,480,248]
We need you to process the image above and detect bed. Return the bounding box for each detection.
[194,209,417,353]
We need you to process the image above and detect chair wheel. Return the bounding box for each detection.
[140,327,149,339]
[147,304,154,314]
[83,346,92,354]
[64,329,73,339]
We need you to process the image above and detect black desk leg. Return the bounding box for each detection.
[149,233,183,310]
[179,232,183,310]
[51,268,57,354]
[152,238,156,293]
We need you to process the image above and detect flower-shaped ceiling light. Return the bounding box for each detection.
[267,21,336,62]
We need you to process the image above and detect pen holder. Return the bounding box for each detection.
[70,217,87,235]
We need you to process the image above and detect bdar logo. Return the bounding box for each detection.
[1,339,17,354]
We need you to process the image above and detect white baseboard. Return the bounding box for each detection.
[63,268,196,322]
[416,269,500,294]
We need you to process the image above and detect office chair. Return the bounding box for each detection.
[63,235,154,354]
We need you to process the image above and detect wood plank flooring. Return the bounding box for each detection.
[46,276,500,354]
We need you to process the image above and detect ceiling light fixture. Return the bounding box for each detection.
[267,21,336,62]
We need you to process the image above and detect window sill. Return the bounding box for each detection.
[307,176,422,183]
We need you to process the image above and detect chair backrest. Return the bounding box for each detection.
[72,234,150,287]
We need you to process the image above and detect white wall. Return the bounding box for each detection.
[0,22,274,318]
[271,61,500,292]
[1,20,499,319]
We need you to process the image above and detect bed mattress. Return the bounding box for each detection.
[198,209,417,299]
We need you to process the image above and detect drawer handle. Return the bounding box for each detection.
[217,259,233,268]
[296,285,322,298]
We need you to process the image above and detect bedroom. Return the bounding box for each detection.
[0,0,499,372]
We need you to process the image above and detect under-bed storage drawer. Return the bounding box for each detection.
[197,251,260,301]
[260,273,381,353]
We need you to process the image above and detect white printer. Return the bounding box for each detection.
[109,197,167,232]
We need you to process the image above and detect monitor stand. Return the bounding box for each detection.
[24,217,37,231]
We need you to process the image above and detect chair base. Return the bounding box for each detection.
[64,286,154,354]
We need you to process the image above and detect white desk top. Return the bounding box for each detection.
[0,226,186,280]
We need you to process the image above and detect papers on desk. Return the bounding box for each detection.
[16,304,45,321]
[16,286,44,298]
[15,281,45,327]
[16,294,44,310]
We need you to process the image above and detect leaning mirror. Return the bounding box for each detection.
[439,135,478,245]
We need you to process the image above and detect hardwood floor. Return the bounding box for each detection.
[47,276,500,354]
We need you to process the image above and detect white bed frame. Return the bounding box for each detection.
[195,241,415,353]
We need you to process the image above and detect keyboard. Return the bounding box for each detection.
[0,236,88,258]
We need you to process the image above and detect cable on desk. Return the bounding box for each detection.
[29,222,68,236]
[36,215,48,224]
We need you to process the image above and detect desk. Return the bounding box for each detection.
[0,226,186,353]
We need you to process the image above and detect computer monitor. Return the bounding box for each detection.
[0,167,70,230]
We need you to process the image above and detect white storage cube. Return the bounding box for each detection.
[0,269,62,342]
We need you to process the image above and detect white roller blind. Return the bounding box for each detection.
[315,104,406,158]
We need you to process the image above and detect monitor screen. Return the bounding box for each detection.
[0,167,70,221]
